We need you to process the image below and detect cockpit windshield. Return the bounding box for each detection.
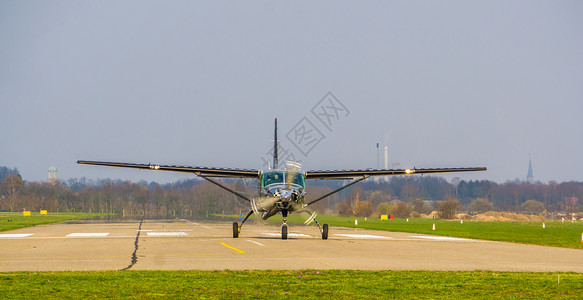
[262,171,305,187]
[262,171,284,186]
[287,172,305,186]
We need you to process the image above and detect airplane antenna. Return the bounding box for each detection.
[273,117,278,169]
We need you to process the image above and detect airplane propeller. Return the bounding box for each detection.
[303,210,318,225]
[250,196,278,215]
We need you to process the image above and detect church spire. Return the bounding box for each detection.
[526,158,534,183]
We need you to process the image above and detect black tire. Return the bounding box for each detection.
[322,224,329,240]
[282,224,288,240]
[233,222,239,238]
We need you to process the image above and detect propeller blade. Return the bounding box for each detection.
[303,210,318,225]
[250,197,278,215]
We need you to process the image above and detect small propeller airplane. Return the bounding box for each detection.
[78,117,486,240]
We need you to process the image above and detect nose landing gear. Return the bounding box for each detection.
[281,210,288,240]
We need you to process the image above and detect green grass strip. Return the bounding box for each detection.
[0,212,110,232]
[0,270,581,299]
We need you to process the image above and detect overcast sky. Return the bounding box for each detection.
[1,1,582,184]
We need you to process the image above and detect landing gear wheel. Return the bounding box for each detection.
[322,224,329,240]
[233,222,239,238]
[282,224,288,240]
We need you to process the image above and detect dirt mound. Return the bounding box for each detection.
[417,210,548,222]
[473,211,546,222]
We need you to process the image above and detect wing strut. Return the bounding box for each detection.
[197,174,252,202]
[307,175,370,206]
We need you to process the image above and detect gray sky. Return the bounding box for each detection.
[1,1,582,184]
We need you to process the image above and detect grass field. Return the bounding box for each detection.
[0,212,110,232]
[0,270,581,298]
[262,214,583,249]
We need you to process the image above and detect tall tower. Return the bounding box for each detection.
[526,159,534,183]
[384,146,389,182]
[48,167,58,185]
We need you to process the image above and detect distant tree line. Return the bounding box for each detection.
[1,166,582,219]
[0,167,20,181]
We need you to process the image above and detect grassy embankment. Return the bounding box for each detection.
[260,214,583,249]
[0,212,110,232]
[1,270,582,298]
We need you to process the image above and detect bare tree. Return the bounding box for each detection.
[521,200,545,214]
[1,174,24,211]
[469,198,494,213]
[438,198,461,219]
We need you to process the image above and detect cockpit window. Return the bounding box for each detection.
[262,171,305,187]
[262,171,284,187]
[287,172,305,186]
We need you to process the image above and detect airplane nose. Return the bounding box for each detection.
[280,189,292,198]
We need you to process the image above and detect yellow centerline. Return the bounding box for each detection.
[220,242,245,254]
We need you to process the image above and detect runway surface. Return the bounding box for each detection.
[1,220,582,272]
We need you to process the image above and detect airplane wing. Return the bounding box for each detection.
[304,167,487,180]
[77,160,261,179]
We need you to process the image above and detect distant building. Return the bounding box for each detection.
[526,159,534,183]
[48,166,58,185]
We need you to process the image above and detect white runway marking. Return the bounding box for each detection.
[263,232,313,238]
[0,234,33,238]
[335,234,393,240]
[66,233,110,237]
[146,232,187,236]
[247,240,265,246]
[411,235,474,242]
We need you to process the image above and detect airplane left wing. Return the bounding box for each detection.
[77,160,261,179]
[304,167,487,180]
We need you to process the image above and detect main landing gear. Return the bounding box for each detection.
[281,210,329,240]
[232,209,329,240]
[313,218,328,240]
[232,210,253,238]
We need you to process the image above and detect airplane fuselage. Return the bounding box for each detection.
[254,170,306,220]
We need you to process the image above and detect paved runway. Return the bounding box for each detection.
[1,220,582,272]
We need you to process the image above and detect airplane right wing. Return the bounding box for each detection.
[77,160,261,179]
[77,160,261,202]
[304,167,487,180]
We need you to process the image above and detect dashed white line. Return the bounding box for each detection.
[262,232,313,238]
[66,233,110,237]
[247,240,265,246]
[411,235,474,242]
[335,234,393,240]
[146,232,188,236]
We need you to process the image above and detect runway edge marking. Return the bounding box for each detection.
[0,233,33,238]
